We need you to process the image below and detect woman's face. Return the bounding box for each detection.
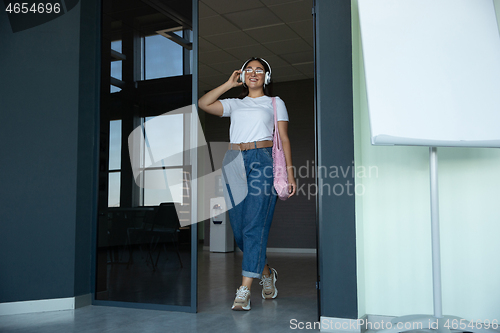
[244,60,266,89]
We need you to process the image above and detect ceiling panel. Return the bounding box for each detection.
[257,54,291,68]
[224,44,274,61]
[199,15,240,36]
[199,64,223,77]
[262,38,312,55]
[261,0,304,5]
[199,2,218,18]
[272,64,304,79]
[223,7,282,30]
[244,23,300,44]
[199,37,219,52]
[269,0,313,23]
[199,74,231,92]
[201,74,229,83]
[209,60,246,74]
[293,62,314,76]
[204,31,260,49]
[280,50,313,64]
[273,73,309,82]
[199,49,239,64]
[200,0,264,15]
[199,0,314,88]
[288,20,313,46]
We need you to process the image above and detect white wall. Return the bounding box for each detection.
[495,0,500,35]
[352,0,500,320]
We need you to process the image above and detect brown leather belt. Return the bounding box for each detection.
[229,140,273,151]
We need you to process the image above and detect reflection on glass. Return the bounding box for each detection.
[108,172,121,207]
[111,61,122,80]
[111,41,123,93]
[110,86,122,93]
[96,203,191,306]
[109,120,122,170]
[143,168,183,206]
[111,40,122,53]
[98,0,192,309]
[144,114,183,168]
[110,60,122,94]
[145,34,183,80]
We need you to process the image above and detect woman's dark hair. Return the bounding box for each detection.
[238,57,273,99]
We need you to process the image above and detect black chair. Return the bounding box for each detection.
[148,202,183,270]
[126,208,157,268]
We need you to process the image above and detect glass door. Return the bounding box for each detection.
[94,0,198,312]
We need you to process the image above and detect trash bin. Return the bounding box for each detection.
[209,197,234,252]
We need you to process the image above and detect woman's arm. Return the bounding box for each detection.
[198,70,242,116]
[277,121,297,198]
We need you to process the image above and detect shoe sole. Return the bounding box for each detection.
[232,299,251,311]
[262,268,278,299]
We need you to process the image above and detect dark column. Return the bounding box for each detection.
[314,0,358,319]
[75,0,101,298]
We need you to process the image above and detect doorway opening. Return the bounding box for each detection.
[197,0,317,319]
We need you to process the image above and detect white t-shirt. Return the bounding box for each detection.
[219,95,289,144]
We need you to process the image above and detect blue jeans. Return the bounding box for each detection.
[221,145,277,279]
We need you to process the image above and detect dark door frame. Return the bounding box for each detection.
[90,0,199,314]
[313,0,358,320]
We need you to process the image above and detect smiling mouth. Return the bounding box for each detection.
[249,78,258,82]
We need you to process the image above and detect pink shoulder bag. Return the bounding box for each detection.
[272,97,289,200]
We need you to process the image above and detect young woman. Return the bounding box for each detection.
[198,57,296,311]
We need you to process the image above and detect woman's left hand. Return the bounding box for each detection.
[288,177,297,198]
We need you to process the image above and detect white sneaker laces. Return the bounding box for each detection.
[260,273,273,289]
[236,286,250,300]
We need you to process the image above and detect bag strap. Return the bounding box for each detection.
[272,97,282,150]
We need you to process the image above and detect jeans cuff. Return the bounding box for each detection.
[242,270,261,279]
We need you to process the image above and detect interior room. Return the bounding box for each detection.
[197,0,317,315]
[1,0,499,332]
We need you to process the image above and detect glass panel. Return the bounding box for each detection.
[145,34,183,80]
[111,40,122,53]
[143,168,184,206]
[144,114,183,168]
[108,172,121,207]
[111,40,122,93]
[109,120,122,170]
[111,61,122,81]
[110,86,122,93]
[98,0,194,310]
[110,40,122,93]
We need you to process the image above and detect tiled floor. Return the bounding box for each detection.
[0,250,319,333]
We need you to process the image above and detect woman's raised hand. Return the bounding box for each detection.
[227,70,243,88]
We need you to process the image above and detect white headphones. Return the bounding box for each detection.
[240,57,272,87]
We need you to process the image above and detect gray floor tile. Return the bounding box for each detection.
[0,251,319,333]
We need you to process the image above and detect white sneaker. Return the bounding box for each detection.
[260,267,278,299]
[232,286,251,311]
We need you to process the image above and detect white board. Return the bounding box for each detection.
[358,0,500,147]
